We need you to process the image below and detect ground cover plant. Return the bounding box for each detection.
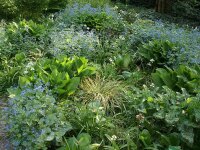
[0,0,200,150]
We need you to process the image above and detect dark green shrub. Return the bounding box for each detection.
[48,0,68,12]
[0,0,17,19]
[111,0,156,8]
[13,0,49,18]
[172,0,200,20]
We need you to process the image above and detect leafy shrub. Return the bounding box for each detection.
[5,83,72,149]
[137,39,181,68]
[152,65,200,94]
[19,55,95,96]
[49,27,100,58]
[113,54,132,72]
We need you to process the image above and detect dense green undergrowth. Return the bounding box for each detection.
[0,0,200,150]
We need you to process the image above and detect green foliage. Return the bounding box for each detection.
[152,65,200,94]
[0,0,17,19]
[172,0,200,20]
[2,1,200,150]
[0,53,26,94]
[68,0,110,7]
[5,20,48,56]
[13,0,50,18]
[62,100,116,141]
[49,27,100,58]
[129,20,200,65]
[59,3,125,32]
[113,54,132,71]
[6,20,47,41]
[76,12,112,31]
[20,55,95,96]
[5,83,72,149]
[58,133,100,150]
[48,0,68,11]
[0,0,68,19]
[124,85,200,149]
[138,39,181,68]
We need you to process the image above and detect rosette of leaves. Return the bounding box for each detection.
[19,55,96,96]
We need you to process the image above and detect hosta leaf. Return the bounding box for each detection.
[66,77,80,95]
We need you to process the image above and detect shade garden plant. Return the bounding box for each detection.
[0,0,200,150]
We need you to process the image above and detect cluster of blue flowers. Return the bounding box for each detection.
[129,20,200,64]
[57,3,120,28]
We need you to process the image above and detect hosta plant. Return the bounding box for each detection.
[137,39,181,68]
[19,55,96,96]
[152,65,200,94]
